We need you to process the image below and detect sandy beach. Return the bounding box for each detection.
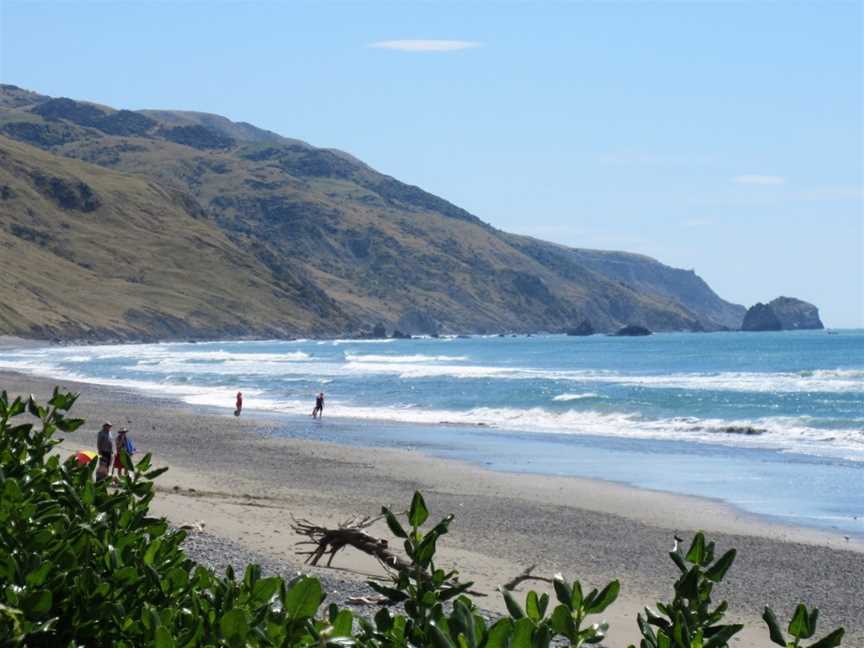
[3,369,862,646]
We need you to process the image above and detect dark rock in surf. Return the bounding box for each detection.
[390,329,411,339]
[613,324,652,337]
[371,322,387,338]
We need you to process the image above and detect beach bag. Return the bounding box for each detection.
[125,437,136,455]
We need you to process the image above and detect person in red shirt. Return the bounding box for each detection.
[235,391,243,417]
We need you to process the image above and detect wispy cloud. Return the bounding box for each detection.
[733,175,786,186]
[369,40,481,52]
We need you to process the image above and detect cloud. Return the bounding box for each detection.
[733,175,786,186]
[369,40,481,52]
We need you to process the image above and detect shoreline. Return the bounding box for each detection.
[2,369,863,646]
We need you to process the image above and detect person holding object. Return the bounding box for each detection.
[312,392,324,419]
[112,427,134,479]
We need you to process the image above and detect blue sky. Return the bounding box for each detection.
[2,1,862,326]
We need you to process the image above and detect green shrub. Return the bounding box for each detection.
[0,389,847,647]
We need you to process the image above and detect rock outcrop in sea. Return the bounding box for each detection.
[742,297,823,331]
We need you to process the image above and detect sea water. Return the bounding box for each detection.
[2,330,862,535]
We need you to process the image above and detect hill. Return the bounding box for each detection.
[0,84,746,340]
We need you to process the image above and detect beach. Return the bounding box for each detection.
[4,369,862,646]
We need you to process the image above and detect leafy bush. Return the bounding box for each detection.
[0,389,847,647]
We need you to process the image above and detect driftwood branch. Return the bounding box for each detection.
[290,513,485,597]
[291,515,407,572]
[502,564,555,591]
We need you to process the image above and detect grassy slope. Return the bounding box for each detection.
[0,86,745,338]
[0,136,350,339]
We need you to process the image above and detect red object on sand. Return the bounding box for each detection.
[75,450,97,465]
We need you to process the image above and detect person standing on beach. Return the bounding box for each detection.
[312,392,325,419]
[235,391,243,417]
[112,427,133,480]
[96,421,112,481]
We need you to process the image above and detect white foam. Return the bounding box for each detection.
[319,339,396,345]
[344,354,469,363]
[553,393,600,401]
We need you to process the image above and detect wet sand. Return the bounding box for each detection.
[4,370,862,646]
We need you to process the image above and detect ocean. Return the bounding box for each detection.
[2,330,862,535]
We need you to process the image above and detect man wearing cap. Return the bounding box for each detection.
[96,422,113,481]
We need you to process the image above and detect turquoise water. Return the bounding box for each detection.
[2,330,862,534]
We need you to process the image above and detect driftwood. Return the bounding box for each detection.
[502,564,554,591]
[291,513,409,572]
[290,512,486,597]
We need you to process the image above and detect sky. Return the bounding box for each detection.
[2,1,862,327]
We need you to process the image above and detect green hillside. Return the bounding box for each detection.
[0,84,745,340]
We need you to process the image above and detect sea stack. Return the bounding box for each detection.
[742,297,823,331]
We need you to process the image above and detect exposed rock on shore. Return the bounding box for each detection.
[565,320,595,336]
[613,324,652,337]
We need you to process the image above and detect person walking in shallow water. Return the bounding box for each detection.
[311,392,324,419]
[235,391,243,417]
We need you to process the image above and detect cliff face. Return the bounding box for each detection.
[741,297,824,332]
[0,85,750,339]
[768,297,824,330]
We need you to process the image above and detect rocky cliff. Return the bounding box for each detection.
[0,84,751,340]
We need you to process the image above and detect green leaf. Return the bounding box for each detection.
[808,628,845,648]
[788,604,813,639]
[251,576,281,606]
[552,576,572,607]
[703,624,743,648]
[367,580,409,602]
[764,606,790,646]
[408,491,429,527]
[382,507,408,538]
[502,588,525,619]
[284,576,322,620]
[685,532,706,564]
[525,590,541,622]
[704,549,736,583]
[23,590,52,616]
[511,618,534,648]
[154,626,176,648]
[550,605,576,639]
[331,609,353,636]
[25,562,53,587]
[431,624,457,648]
[584,580,619,614]
[669,551,688,574]
[485,619,513,648]
[220,608,249,639]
